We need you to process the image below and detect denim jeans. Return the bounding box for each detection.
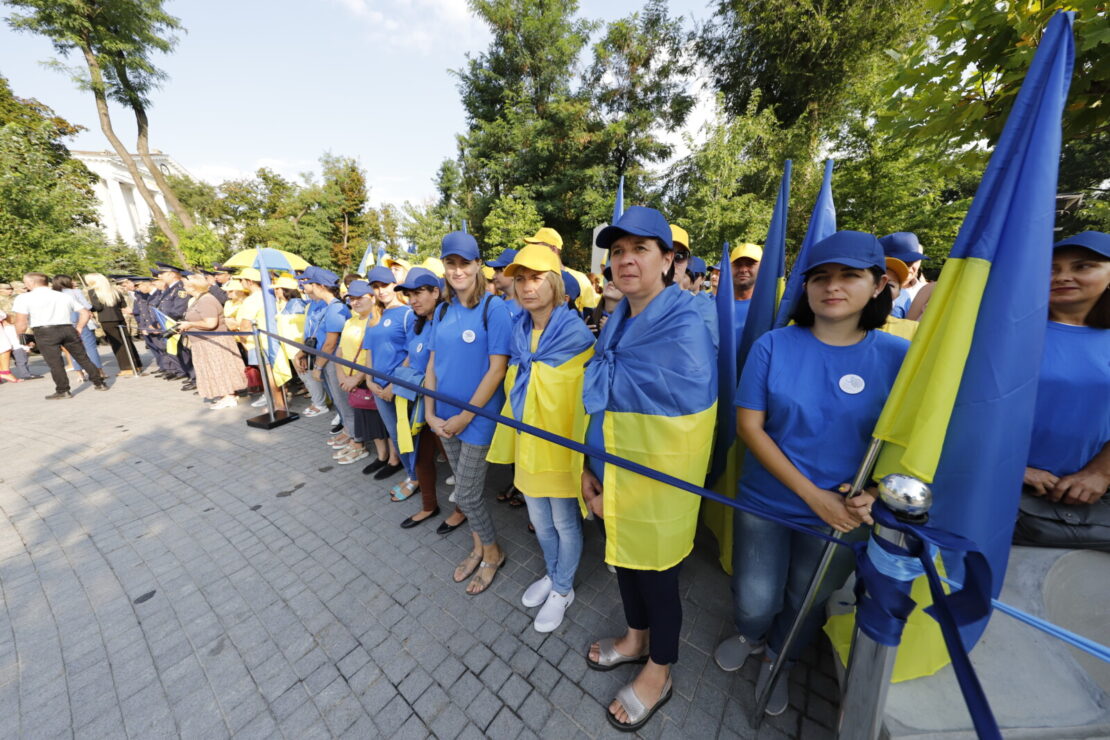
[522,495,583,595]
[376,397,413,478]
[731,508,862,663]
[70,326,103,370]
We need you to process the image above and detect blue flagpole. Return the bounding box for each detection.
[738,160,792,370]
[706,241,736,485]
[774,159,835,328]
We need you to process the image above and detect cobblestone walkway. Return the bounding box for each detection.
[0,351,840,738]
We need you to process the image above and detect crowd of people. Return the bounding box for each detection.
[3,217,1106,732]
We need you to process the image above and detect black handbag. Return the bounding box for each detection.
[1012,486,1110,552]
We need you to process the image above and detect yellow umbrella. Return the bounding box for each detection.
[222,247,310,272]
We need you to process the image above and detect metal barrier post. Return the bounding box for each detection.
[246,324,298,430]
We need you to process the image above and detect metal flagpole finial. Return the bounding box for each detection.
[878,474,932,521]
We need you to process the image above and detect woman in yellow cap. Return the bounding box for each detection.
[487,244,595,633]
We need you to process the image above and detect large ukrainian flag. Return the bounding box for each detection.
[828,12,1075,679]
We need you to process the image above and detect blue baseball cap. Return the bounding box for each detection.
[597,206,673,251]
[441,231,480,261]
[299,266,339,288]
[366,266,396,285]
[346,280,373,297]
[689,256,707,276]
[561,270,581,301]
[486,248,518,269]
[1054,230,1110,259]
[803,231,886,274]
[396,267,442,292]
[879,232,929,263]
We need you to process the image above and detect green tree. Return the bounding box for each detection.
[482,187,543,256]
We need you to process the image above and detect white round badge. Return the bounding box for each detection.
[383,319,392,327]
[462,329,476,344]
[839,374,866,395]
[416,342,424,353]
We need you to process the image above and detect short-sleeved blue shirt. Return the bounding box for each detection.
[362,305,413,377]
[891,291,912,319]
[736,325,909,526]
[734,298,752,347]
[503,297,524,323]
[429,295,513,445]
[316,299,350,348]
[303,299,325,342]
[405,319,434,377]
[1027,322,1110,478]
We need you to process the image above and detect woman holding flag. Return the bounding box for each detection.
[580,207,717,732]
[487,245,595,633]
[717,231,907,716]
[426,231,513,595]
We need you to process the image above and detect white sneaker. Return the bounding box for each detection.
[534,589,574,633]
[521,575,553,608]
[331,413,340,425]
[250,396,268,408]
[209,397,237,410]
[446,475,456,486]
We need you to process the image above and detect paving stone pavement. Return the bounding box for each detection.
[0,349,842,739]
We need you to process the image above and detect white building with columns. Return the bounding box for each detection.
[71,150,193,248]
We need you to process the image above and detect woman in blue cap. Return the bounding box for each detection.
[487,244,596,633]
[360,266,414,488]
[391,268,468,532]
[1015,231,1110,549]
[581,206,717,732]
[426,231,513,595]
[714,230,908,715]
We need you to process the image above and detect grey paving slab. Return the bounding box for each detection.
[0,347,837,738]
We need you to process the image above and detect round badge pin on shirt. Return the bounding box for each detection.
[384,319,392,327]
[416,342,424,353]
[839,374,865,394]
[462,329,476,344]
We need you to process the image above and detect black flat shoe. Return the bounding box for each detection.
[181,381,196,391]
[373,462,404,480]
[330,423,343,434]
[401,507,440,529]
[436,516,467,535]
[44,391,73,400]
[361,458,389,476]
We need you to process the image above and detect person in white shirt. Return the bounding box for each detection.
[10,273,108,399]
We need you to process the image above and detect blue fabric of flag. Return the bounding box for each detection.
[508,303,596,423]
[775,160,835,328]
[739,161,791,368]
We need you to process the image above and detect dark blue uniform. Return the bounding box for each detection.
[152,281,193,379]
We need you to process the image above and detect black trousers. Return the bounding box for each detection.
[615,563,683,665]
[33,325,103,392]
[100,321,142,373]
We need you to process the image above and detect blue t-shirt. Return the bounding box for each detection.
[282,297,308,315]
[316,299,350,348]
[891,291,912,319]
[736,326,909,526]
[429,295,513,445]
[734,298,752,347]
[503,297,524,323]
[405,319,434,377]
[1027,322,1110,478]
[303,299,325,342]
[362,305,413,377]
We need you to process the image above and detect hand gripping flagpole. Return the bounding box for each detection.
[837,473,932,740]
[752,437,884,726]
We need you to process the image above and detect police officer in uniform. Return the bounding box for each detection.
[152,264,196,388]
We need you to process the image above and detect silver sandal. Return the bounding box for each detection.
[607,677,673,732]
[585,637,649,672]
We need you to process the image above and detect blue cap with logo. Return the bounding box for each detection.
[1054,230,1110,259]
[486,248,518,269]
[689,256,707,276]
[879,232,929,263]
[803,231,886,274]
[597,206,673,251]
[366,266,396,285]
[299,265,340,288]
[346,280,373,297]
[396,267,442,293]
[441,231,480,261]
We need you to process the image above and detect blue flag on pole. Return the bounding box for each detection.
[873,11,1075,648]
[705,241,736,486]
[774,160,835,328]
[613,176,624,224]
[356,242,375,277]
[738,161,791,370]
[255,259,280,368]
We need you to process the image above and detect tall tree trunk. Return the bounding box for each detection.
[79,40,188,266]
[112,60,195,231]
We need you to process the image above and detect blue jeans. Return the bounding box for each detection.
[731,508,862,663]
[70,326,103,370]
[523,495,582,595]
[322,363,357,440]
[376,397,413,478]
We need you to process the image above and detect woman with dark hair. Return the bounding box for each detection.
[393,267,467,532]
[1015,231,1110,550]
[52,274,105,378]
[426,231,512,595]
[714,231,907,716]
[581,207,717,732]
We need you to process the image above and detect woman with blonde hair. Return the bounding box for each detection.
[177,274,246,409]
[85,273,142,375]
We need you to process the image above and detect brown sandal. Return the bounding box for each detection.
[453,551,482,583]
[466,552,507,595]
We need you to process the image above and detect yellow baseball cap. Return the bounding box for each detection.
[885,256,909,286]
[237,267,262,282]
[224,279,245,292]
[273,276,300,290]
[730,243,763,262]
[481,266,495,280]
[384,257,412,271]
[419,257,445,277]
[670,225,690,250]
[523,227,563,250]
[504,244,562,277]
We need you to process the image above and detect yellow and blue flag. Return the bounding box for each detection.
[151,307,180,355]
[774,159,835,328]
[870,11,1075,651]
[356,242,375,277]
